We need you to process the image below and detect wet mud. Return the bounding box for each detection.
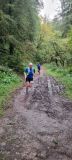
[0,71,72,160]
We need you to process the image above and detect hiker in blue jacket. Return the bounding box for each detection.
[24,63,35,93]
[37,63,41,75]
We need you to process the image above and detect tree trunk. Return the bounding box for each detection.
[9,43,14,55]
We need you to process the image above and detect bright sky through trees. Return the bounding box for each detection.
[40,0,61,19]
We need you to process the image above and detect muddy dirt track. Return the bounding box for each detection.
[0,71,72,160]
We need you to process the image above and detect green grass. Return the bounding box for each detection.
[44,64,72,99]
[0,67,22,116]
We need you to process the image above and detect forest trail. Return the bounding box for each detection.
[0,69,72,160]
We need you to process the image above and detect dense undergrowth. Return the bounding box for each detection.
[0,66,22,116]
[44,64,72,99]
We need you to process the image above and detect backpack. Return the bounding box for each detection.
[27,68,34,75]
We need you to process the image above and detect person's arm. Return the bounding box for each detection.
[24,68,27,80]
[24,72,26,80]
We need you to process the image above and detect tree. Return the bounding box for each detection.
[0,0,41,67]
[60,0,72,36]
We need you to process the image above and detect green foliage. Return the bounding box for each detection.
[68,28,72,51]
[0,0,41,68]
[36,18,72,68]
[0,66,22,116]
[36,22,67,65]
[60,0,72,37]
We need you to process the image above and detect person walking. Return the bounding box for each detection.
[37,63,41,75]
[24,63,35,94]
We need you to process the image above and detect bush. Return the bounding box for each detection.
[0,66,22,115]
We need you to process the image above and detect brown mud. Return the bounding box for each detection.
[0,70,72,160]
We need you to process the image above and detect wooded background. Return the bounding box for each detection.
[0,0,72,71]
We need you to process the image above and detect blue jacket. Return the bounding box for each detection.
[37,64,41,70]
[24,67,35,79]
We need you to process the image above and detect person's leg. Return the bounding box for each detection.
[25,77,30,94]
[25,81,29,94]
[26,77,33,94]
[38,69,40,75]
[29,78,33,88]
